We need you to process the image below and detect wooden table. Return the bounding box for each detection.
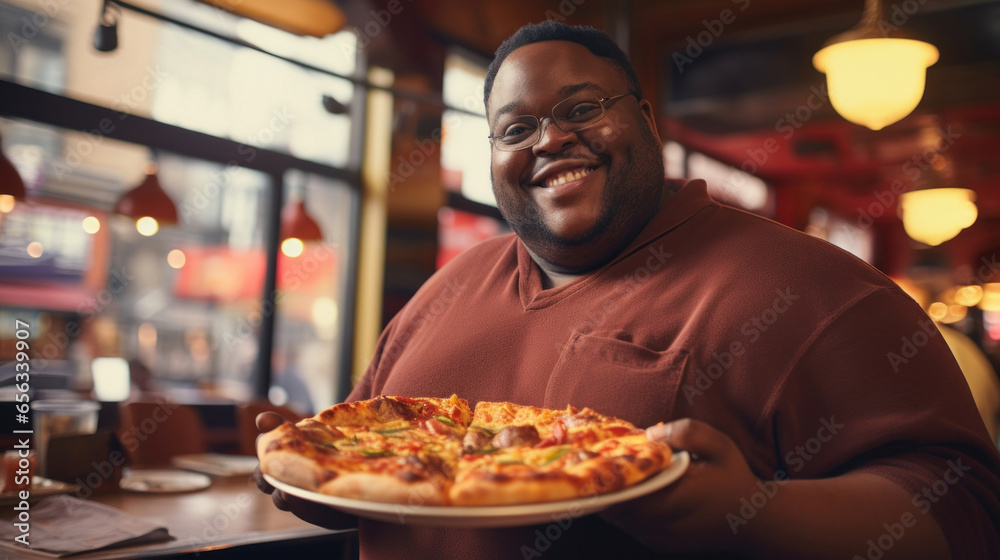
[15,474,357,559]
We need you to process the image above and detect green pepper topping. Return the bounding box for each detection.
[541,447,570,465]
[359,449,395,458]
[374,426,411,435]
[434,415,458,427]
[470,447,499,455]
[469,425,495,436]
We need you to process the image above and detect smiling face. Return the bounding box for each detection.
[487,40,665,274]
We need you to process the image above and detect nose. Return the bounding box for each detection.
[531,117,578,156]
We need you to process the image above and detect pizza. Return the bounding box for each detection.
[257,394,674,507]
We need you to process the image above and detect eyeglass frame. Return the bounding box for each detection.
[487,90,641,152]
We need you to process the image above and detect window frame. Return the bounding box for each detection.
[0,78,364,403]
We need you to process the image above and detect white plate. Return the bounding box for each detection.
[120,469,212,493]
[264,451,689,528]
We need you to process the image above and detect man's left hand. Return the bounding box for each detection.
[601,418,761,555]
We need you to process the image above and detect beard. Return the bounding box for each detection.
[492,127,665,272]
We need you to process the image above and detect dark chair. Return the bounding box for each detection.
[117,401,207,468]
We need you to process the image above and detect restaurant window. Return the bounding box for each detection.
[0,1,65,92]
[438,48,509,268]
[271,170,355,412]
[441,49,492,207]
[0,0,361,412]
[805,207,875,264]
[150,12,357,169]
[686,150,774,217]
[663,140,686,180]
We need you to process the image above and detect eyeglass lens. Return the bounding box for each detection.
[491,91,610,151]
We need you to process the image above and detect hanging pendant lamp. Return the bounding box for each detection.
[0,133,27,205]
[196,0,346,38]
[813,0,939,130]
[899,154,977,246]
[279,193,322,258]
[114,163,178,236]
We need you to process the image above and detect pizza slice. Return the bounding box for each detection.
[314,394,471,435]
[451,402,672,506]
[258,395,471,505]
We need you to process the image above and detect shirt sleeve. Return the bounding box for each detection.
[768,286,1000,560]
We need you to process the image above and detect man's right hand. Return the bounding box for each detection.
[253,411,359,530]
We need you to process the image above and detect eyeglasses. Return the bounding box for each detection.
[488,90,639,152]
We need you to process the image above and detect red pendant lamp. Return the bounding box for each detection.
[0,133,27,201]
[279,189,322,258]
[114,163,178,235]
[280,199,323,241]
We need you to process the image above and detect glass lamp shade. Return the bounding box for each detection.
[114,172,179,226]
[813,38,939,130]
[899,188,977,246]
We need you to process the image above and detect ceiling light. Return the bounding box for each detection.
[281,238,305,258]
[928,301,947,321]
[955,285,984,307]
[26,241,43,258]
[114,163,178,235]
[813,0,938,130]
[280,185,323,257]
[93,0,120,52]
[899,187,977,246]
[167,249,186,269]
[322,95,348,115]
[136,216,159,236]
[982,284,1000,312]
[82,216,101,234]
[196,0,346,38]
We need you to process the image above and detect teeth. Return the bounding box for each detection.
[544,167,593,188]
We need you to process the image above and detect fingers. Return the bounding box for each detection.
[253,465,274,495]
[272,490,360,530]
[256,411,287,433]
[647,418,734,462]
[254,412,286,459]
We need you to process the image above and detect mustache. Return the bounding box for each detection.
[535,152,604,164]
[528,153,606,178]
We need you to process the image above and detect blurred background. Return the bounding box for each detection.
[1,0,998,423]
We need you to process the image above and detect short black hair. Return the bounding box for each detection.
[483,21,642,113]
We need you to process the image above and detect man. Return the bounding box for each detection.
[257,22,1000,559]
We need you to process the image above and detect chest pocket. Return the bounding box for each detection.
[542,332,687,429]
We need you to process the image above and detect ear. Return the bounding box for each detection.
[638,98,662,146]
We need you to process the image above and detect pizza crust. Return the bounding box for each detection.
[450,473,579,506]
[260,449,325,492]
[258,427,326,492]
[320,472,448,506]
